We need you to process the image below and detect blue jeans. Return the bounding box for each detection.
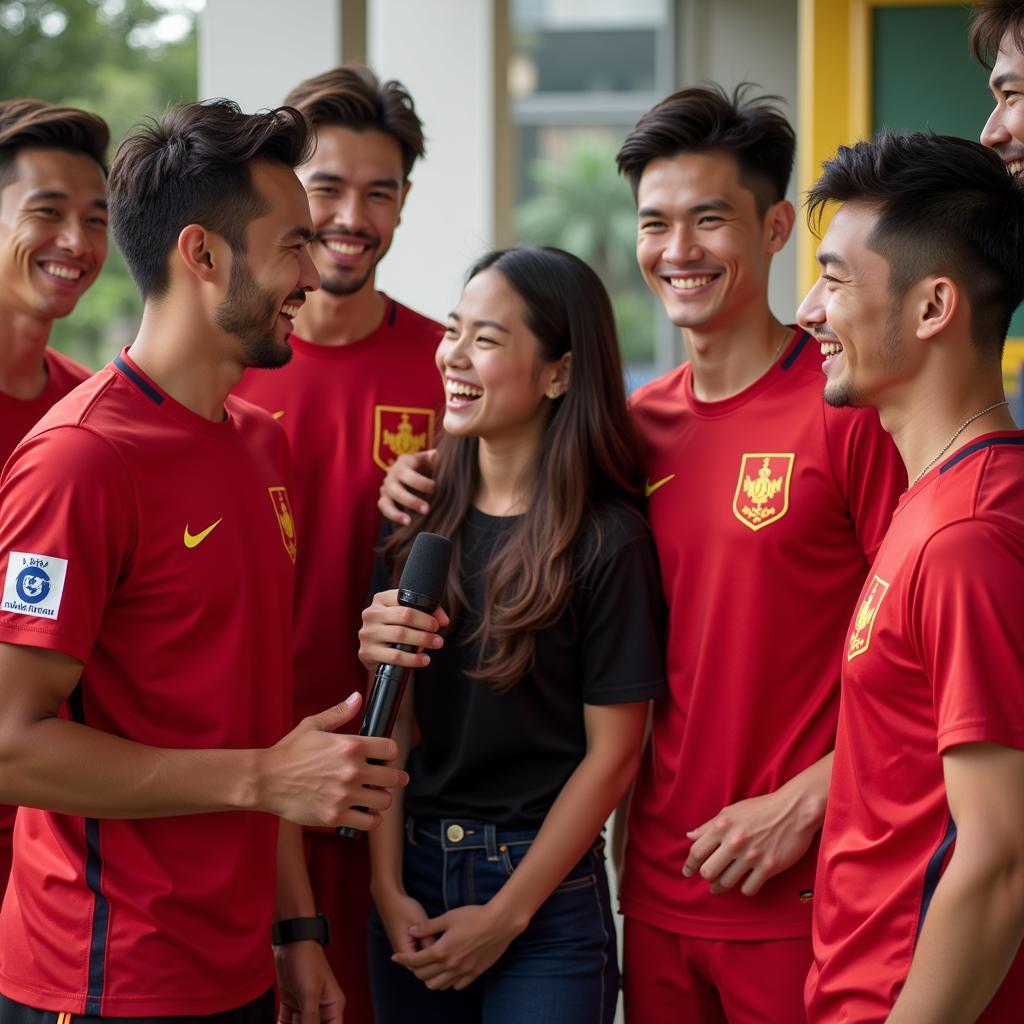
[368,817,619,1023]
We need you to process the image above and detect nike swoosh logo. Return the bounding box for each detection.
[271,410,285,420]
[183,518,223,549]
[645,474,676,497]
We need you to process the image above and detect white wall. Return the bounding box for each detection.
[368,0,497,321]
[199,0,342,112]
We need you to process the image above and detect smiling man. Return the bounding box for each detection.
[234,66,443,1022]
[798,131,1024,1024]
[975,1,1024,175]
[0,98,109,901]
[0,99,409,1023]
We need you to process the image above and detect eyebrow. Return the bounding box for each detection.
[24,189,107,210]
[816,251,851,273]
[305,170,401,190]
[447,312,512,334]
[283,226,314,243]
[991,72,1024,92]
[637,198,735,218]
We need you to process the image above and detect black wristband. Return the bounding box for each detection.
[271,913,331,946]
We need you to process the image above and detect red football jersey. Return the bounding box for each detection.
[807,432,1024,1023]
[620,330,905,939]
[0,351,295,1016]
[0,347,92,902]
[235,296,443,721]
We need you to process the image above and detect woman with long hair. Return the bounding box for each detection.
[359,246,665,1023]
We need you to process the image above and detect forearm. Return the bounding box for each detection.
[488,744,641,930]
[887,848,1024,1023]
[778,750,832,832]
[275,821,316,920]
[0,714,259,818]
[369,683,413,898]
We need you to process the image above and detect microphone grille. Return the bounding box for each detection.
[398,532,452,603]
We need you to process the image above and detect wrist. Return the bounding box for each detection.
[486,891,531,937]
[271,913,331,946]
[230,747,262,812]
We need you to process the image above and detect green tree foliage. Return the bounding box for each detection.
[0,0,199,367]
[515,136,655,365]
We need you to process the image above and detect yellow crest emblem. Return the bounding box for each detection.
[847,574,889,661]
[268,486,297,563]
[732,453,795,531]
[373,405,435,472]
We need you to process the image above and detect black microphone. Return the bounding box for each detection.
[337,531,451,838]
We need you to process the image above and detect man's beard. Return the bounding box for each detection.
[823,302,905,409]
[316,231,382,297]
[215,253,293,369]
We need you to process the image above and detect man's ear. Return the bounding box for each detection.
[765,199,795,255]
[916,276,958,341]
[397,178,412,226]
[176,224,226,284]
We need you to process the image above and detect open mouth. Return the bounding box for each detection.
[1007,159,1024,178]
[39,261,86,283]
[278,299,303,326]
[665,272,720,294]
[446,378,484,405]
[819,337,844,371]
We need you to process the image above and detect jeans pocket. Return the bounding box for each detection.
[500,840,600,892]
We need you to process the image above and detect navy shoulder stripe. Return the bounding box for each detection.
[781,330,811,371]
[940,435,1024,475]
[114,355,163,405]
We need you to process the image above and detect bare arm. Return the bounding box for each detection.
[0,642,407,829]
[886,743,1024,1023]
[682,751,832,895]
[393,700,650,990]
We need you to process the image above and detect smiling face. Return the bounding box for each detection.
[213,160,319,368]
[635,150,787,332]
[980,32,1024,183]
[0,147,107,322]
[436,268,567,445]
[797,201,911,408]
[298,125,408,298]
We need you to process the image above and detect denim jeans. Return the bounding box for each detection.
[369,817,620,1024]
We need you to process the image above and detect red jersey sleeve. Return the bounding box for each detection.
[823,404,906,561]
[0,426,136,663]
[911,519,1024,754]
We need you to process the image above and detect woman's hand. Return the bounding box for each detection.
[391,903,525,991]
[358,589,448,672]
[374,885,436,958]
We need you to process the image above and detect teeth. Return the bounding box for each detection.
[324,240,367,256]
[447,380,483,399]
[41,262,83,281]
[669,275,714,290]
[1008,160,1024,176]
[280,303,301,318]
[820,341,842,356]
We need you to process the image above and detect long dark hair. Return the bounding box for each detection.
[383,246,643,690]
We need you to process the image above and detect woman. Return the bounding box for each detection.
[359,246,666,1023]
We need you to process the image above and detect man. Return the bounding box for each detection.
[976,0,1024,173]
[235,66,443,1022]
[0,98,109,899]
[0,99,408,1022]
[798,131,1024,1023]
[379,86,904,1023]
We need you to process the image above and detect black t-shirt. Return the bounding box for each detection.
[372,500,667,826]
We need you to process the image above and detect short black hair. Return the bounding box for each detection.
[806,131,1024,359]
[108,99,314,299]
[970,0,1024,68]
[0,98,108,189]
[284,65,425,179]
[616,83,795,214]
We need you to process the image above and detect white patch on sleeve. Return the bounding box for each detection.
[2,551,69,620]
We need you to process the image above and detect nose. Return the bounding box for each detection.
[981,104,1009,149]
[663,224,704,265]
[796,277,827,334]
[56,215,90,256]
[298,245,320,293]
[332,191,369,233]
[441,330,471,368]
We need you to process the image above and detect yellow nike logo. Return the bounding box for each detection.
[644,474,676,497]
[271,410,285,420]
[183,518,223,549]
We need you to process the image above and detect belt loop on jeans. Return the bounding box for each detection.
[483,823,499,860]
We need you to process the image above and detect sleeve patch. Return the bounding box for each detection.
[2,551,69,620]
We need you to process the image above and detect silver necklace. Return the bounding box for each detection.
[910,400,1009,488]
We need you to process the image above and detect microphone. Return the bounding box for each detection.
[337,531,451,838]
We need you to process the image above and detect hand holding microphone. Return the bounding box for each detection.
[340,532,451,838]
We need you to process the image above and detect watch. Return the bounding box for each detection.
[271,913,332,946]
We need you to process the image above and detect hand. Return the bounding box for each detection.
[378,450,437,525]
[275,940,344,1024]
[358,590,449,672]
[682,786,820,896]
[258,694,408,830]
[373,886,436,958]
[392,903,524,991]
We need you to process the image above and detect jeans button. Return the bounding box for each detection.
[446,823,465,843]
